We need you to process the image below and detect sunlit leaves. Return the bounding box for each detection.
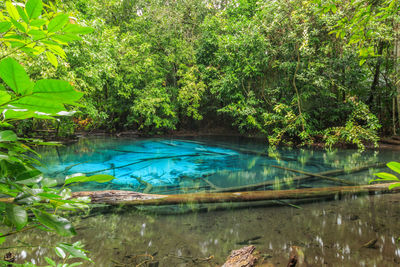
[63,24,94,34]
[0,130,17,142]
[65,174,114,185]
[0,58,34,95]
[0,21,11,32]
[46,51,58,67]
[5,1,19,21]
[0,58,83,117]
[25,0,43,19]
[387,162,400,174]
[48,14,69,33]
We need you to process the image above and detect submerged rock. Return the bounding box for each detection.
[222,245,258,267]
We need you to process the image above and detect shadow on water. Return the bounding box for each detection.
[5,136,400,266]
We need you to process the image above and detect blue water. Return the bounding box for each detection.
[37,137,399,193]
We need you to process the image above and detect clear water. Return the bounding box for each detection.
[4,137,400,266]
[4,194,400,266]
[37,136,399,193]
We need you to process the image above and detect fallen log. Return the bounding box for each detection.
[271,165,358,186]
[210,162,386,192]
[68,182,398,205]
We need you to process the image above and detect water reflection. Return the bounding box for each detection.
[36,137,399,193]
[2,193,400,266]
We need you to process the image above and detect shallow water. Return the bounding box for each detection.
[4,193,400,266]
[37,136,399,193]
[5,137,400,266]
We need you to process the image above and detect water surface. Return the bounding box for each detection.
[37,136,398,193]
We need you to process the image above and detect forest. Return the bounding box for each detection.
[3,0,398,149]
[1,0,400,266]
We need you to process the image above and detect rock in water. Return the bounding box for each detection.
[222,245,257,267]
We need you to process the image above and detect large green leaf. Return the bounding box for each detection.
[46,51,58,68]
[32,209,76,236]
[6,1,20,21]
[57,243,92,262]
[30,19,46,27]
[25,0,42,19]
[0,90,11,105]
[65,174,114,185]
[48,14,69,33]
[0,22,12,33]
[387,162,400,174]
[51,33,82,42]
[389,183,400,190]
[372,172,399,180]
[0,58,34,95]
[0,130,17,142]
[10,79,83,115]
[63,24,94,34]
[16,6,29,24]
[5,204,27,230]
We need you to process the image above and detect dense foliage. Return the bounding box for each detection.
[0,0,114,265]
[19,0,395,150]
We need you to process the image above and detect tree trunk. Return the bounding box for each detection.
[69,182,399,206]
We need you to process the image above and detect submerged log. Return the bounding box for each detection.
[271,165,358,186]
[210,162,386,192]
[222,245,258,267]
[69,182,399,206]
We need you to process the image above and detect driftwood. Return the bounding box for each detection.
[210,162,386,193]
[271,165,358,186]
[66,182,399,206]
[222,245,257,267]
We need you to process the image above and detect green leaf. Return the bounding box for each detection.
[372,172,399,180]
[389,183,400,190]
[0,22,12,33]
[30,19,46,27]
[48,14,69,33]
[57,243,92,262]
[10,79,83,115]
[51,33,82,42]
[0,58,34,95]
[41,178,58,188]
[46,51,58,68]
[0,233,5,245]
[65,174,114,185]
[63,24,94,34]
[54,246,66,259]
[16,6,29,24]
[0,130,17,141]
[44,257,56,266]
[6,1,20,21]
[37,192,62,199]
[15,169,41,181]
[28,29,46,39]
[26,0,42,19]
[0,90,11,105]
[32,209,76,236]
[10,18,26,33]
[387,162,400,174]
[5,204,27,230]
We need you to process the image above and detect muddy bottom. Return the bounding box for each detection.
[4,193,400,266]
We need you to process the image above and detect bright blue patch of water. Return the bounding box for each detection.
[37,137,398,193]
